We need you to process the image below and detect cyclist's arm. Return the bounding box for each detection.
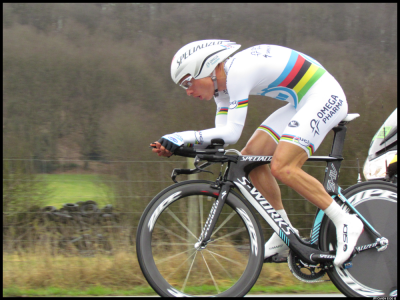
[215,92,230,128]
[175,99,249,146]
[174,95,243,146]
[176,60,255,146]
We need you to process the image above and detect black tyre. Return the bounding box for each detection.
[136,180,264,297]
[320,181,397,297]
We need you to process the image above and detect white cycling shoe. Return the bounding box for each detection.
[333,214,364,267]
[264,228,299,261]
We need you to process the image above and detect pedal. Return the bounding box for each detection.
[343,261,353,269]
[264,253,288,263]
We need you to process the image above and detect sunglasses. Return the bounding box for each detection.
[179,76,193,90]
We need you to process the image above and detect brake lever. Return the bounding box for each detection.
[171,168,194,183]
[171,165,213,183]
[194,156,214,175]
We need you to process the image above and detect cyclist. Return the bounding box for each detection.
[151,39,363,267]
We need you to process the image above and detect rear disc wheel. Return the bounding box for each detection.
[320,182,397,297]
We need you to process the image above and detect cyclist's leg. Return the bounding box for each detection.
[241,131,282,209]
[270,74,348,208]
[242,104,299,259]
[271,142,333,209]
[270,76,362,266]
[241,103,296,211]
[272,132,363,267]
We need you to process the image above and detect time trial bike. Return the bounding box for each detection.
[136,113,397,297]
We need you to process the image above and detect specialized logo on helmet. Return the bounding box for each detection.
[176,41,225,68]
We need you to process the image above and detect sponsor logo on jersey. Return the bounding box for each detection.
[288,120,299,127]
[316,95,344,124]
[310,95,344,136]
[276,92,289,101]
[195,131,204,144]
[250,45,271,58]
[229,100,238,109]
[294,136,310,147]
[310,119,320,136]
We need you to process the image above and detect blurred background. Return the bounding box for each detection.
[3,3,397,294]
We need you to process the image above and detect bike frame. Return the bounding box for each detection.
[195,121,384,266]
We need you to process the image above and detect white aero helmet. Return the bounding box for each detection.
[171,39,241,85]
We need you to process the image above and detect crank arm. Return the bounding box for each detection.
[355,237,389,253]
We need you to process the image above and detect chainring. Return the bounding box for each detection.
[287,250,328,283]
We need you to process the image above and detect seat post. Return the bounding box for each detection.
[329,121,348,158]
[323,122,348,195]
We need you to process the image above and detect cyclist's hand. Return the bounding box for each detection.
[150,141,173,157]
[158,133,184,152]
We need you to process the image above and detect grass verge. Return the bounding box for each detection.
[38,174,114,208]
[3,282,339,297]
[3,249,339,297]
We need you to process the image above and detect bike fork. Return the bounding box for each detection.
[195,182,233,249]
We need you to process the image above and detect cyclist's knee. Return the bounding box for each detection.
[241,144,256,156]
[242,136,276,156]
[241,138,262,155]
[270,159,293,182]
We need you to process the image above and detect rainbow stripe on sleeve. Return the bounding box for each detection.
[237,99,248,109]
[217,107,228,115]
[257,125,280,143]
